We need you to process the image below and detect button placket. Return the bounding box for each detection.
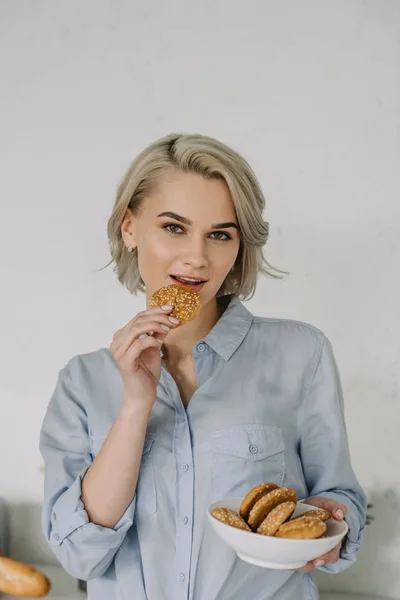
[173,414,194,599]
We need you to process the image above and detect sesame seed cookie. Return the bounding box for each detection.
[257,501,296,536]
[239,482,280,521]
[148,284,200,326]
[291,508,331,523]
[275,515,327,539]
[211,507,251,531]
[248,487,297,531]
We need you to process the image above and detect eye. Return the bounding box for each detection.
[163,223,184,234]
[210,231,232,241]
[162,223,232,241]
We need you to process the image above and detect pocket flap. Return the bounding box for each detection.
[211,423,284,461]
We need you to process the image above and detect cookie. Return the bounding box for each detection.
[148,284,200,326]
[275,515,327,539]
[211,507,251,532]
[248,487,297,531]
[239,482,280,521]
[291,508,331,523]
[257,501,296,536]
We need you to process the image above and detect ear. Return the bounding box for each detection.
[121,208,137,249]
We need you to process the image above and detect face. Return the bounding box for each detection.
[121,169,241,307]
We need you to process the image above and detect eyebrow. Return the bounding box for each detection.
[157,211,239,230]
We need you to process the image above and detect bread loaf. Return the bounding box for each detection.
[0,556,51,597]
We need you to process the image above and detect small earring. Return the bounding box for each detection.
[127,245,133,252]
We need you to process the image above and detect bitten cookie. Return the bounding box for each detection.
[257,501,296,536]
[275,515,327,539]
[148,284,200,326]
[248,487,297,531]
[239,482,280,521]
[211,508,251,532]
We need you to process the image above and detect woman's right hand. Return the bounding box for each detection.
[110,305,179,413]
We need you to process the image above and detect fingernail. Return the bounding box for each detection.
[160,324,170,331]
[161,305,173,310]
[168,316,180,324]
[336,509,344,520]
[314,560,325,566]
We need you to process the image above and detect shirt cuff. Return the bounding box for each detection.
[48,466,136,550]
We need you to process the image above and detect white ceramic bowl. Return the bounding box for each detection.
[207,497,348,570]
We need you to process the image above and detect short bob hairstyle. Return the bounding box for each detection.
[106,133,284,300]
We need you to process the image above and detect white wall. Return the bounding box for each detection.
[1,0,399,597]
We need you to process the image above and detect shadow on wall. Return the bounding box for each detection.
[315,487,400,598]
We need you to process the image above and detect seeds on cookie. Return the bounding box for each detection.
[257,501,296,536]
[291,508,331,522]
[211,507,251,531]
[275,516,327,539]
[239,482,280,521]
[248,487,297,531]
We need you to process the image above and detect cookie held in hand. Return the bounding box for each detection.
[148,284,200,326]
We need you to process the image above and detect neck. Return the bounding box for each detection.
[151,296,225,365]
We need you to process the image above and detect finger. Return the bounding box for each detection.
[333,505,347,520]
[113,306,175,338]
[130,312,180,333]
[312,543,342,567]
[121,335,164,368]
[304,497,347,520]
[125,312,180,348]
[296,562,315,573]
[113,320,173,355]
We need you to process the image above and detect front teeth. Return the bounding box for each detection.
[175,277,203,284]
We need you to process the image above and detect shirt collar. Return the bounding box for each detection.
[203,295,254,361]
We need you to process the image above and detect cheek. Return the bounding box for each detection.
[214,244,239,270]
[137,236,174,274]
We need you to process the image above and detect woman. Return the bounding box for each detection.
[40,133,366,600]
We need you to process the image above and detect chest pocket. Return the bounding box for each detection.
[210,423,285,502]
[89,431,157,522]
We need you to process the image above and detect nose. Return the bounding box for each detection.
[182,235,209,269]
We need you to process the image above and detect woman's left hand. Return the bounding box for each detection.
[294,496,347,572]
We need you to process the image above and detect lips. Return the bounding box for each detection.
[170,275,207,291]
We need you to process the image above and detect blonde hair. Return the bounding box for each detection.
[105,133,285,300]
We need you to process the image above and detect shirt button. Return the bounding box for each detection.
[178,572,185,583]
[181,516,188,525]
[249,444,259,454]
[181,463,189,472]
[52,532,60,542]
[197,343,206,352]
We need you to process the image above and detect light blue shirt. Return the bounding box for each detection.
[40,295,366,600]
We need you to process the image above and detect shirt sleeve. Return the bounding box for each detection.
[39,358,136,580]
[298,335,367,574]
